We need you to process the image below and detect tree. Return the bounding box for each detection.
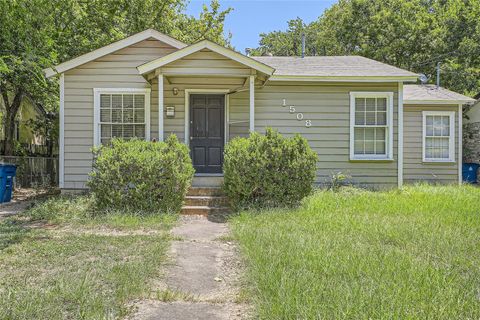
[0,0,56,155]
[0,0,232,155]
[252,0,480,96]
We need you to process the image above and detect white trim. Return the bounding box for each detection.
[44,29,186,78]
[59,73,65,188]
[405,99,475,105]
[158,75,164,141]
[398,83,404,187]
[249,75,255,132]
[458,104,463,184]
[93,88,151,147]
[137,40,275,76]
[349,92,394,161]
[184,89,230,146]
[225,95,230,144]
[270,75,418,82]
[422,111,456,163]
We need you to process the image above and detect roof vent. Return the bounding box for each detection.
[301,33,306,58]
[245,48,251,57]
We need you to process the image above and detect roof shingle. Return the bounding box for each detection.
[403,85,475,103]
[251,56,418,78]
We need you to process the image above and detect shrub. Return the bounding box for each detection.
[223,128,318,210]
[87,135,194,214]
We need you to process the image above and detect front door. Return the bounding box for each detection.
[190,94,225,174]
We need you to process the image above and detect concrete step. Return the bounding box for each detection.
[187,187,224,197]
[192,176,223,187]
[184,195,229,207]
[180,206,230,216]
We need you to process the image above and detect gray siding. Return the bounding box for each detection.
[249,82,399,188]
[62,41,460,189]
[403,104,459,184]
[152,49,252,141]
[153,77,248,142]
[63,38,176,189]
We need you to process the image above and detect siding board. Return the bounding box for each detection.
[63,42,412,189]
[403,104,458,184]
[63,39,175,188]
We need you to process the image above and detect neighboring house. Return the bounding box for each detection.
[44,29,475,190]
[464,93,480,163]
[0,98,45,146]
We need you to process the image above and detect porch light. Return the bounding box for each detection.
[173,87,179,95]
[166,106,175,118]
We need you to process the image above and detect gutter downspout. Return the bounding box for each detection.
[398,82,404,188]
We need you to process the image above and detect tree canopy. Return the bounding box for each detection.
[251,0,480,96]
[0,0,231,155]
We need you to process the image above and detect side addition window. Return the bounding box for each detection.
[94,89,150,146]
[350,92,393,160]
[422,111,455,162]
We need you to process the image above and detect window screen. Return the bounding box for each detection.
[353,97,388,156]
[99,93,146,145]
[424,114,453,161]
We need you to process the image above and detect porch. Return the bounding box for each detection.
[137,40,274,175]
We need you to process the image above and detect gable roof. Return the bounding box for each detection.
[44,29,187,78]
[137,40,275,76]
[403,84,475,105]
[252,56,419,82]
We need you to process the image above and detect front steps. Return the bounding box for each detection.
[191,175,223,187]
[181,186,230,216]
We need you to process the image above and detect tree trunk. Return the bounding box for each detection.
[2,90,23,156]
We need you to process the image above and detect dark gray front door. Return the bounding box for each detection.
[190,94,225,174]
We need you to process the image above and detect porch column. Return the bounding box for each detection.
[249,75,255,132]
[158,74,164,141]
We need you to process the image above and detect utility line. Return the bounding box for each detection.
[409,47,480,68]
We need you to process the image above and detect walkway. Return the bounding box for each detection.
[133,215,249,320]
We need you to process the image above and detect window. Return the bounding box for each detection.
[422,111,455,162]
[350,92,393,160]
[93,88,150,146]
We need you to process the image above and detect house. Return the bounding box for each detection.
[44,29,475,191]
[0,98,49,154]
[464,93,480,163]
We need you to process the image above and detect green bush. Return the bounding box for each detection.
[87,135,194,214]
[223,128,318,210]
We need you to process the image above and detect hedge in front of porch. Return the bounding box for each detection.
[223,128,318,210]
[88,135,194,214]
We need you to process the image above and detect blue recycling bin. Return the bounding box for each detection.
[462,163,479,184]
[0,164,17,203]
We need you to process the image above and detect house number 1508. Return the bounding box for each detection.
[282,99,312,128]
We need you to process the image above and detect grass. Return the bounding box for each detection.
[231,185,480,320]
[0,195,176,319]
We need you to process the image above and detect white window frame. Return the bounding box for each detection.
[93,88,151,146]
[422,111,455,163]
[349,92,394,161]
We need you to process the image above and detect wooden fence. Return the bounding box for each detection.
[0,141,58,157]
[0,156,58,188]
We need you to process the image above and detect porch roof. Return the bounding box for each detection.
[136,40,275,77]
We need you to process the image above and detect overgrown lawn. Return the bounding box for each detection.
[232,185,480,319]
[0,196,176,319]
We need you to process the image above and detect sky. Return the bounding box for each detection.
[185,0,336,53]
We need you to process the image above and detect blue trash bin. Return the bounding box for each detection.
[462,163,480,184]
[0,164,17,203]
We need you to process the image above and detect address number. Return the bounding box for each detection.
[282,99,313,128]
